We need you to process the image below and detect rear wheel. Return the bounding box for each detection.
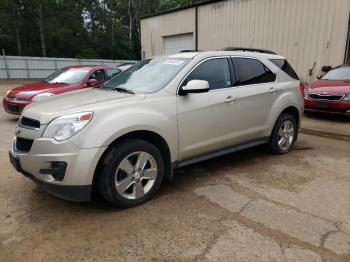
[98,139,164,208]
[269,113,297,154]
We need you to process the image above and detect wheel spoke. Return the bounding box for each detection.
[278,137,285,146]
[118,158,134,175]
[136,152,150,170]
[278,128,284,137]
[116,178,133,194]
[133,182,144,198]
[283,136,290,148]
[142,168,157,180]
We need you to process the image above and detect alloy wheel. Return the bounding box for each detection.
[277,120,295,151]
[115,151,158,200]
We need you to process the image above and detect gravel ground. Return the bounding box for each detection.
[0,81,349,261]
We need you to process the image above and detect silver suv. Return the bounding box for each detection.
[9,50,303,208]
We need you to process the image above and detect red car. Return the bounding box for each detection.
[304,64,350,116]
[3,65,121,115]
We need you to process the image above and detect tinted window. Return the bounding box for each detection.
[234,58,276,86]
[89,69,105,82]
[105,69,120,80]
[185,59,231,90]
[270,59,299,80]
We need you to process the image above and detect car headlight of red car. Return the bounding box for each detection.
[304,89,310,98]
[343,94,350,101]
[32,92,55,102]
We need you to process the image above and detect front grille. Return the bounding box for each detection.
[308,93,344,101]
[5,104,23,113]
[15,137,34,152]
[305,106,349,113]
[20,117,41,129]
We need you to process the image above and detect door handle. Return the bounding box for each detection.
[224,96,238,103]
[269,87,278,94]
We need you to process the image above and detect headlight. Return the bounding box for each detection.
[343,94,350,101]
[43,112,93,141]
[32,92,55,102]
[304,89,309,98]
[6,89,11,96]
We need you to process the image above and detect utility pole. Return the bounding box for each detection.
[2,49,10,79]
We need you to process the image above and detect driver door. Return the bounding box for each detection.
[177,58,241,160]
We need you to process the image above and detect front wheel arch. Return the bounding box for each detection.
[92,130,172,196]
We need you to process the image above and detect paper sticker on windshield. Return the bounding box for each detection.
[164,60,184,66]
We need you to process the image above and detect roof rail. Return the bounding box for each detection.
[221,47,277,55]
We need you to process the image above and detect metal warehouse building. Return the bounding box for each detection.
[141,0,350,80]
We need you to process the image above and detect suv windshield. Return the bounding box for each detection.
[103,58,190,93]
[45,68,90,84]
[322,67,350,80]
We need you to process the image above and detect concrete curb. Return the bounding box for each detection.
[300,128,350,142]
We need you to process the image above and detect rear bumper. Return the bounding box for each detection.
[304,98,350,116]
[3,97,31,115]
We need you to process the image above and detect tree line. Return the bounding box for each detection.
[0,0,203,60]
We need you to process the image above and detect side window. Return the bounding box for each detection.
[234,58,276,86]
[269,59,299,80]
[105,69,121,80]
[185,58,232,90]
[89,69,105,82]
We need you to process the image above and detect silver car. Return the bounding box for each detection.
[9,50,303,208]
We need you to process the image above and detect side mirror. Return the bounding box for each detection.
[86,79,99,87]
[181,80,209,94]
[321,65,332,73]
[316,74,322,80]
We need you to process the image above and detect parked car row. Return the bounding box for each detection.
[8,49,305,208]
[3,63,135,115]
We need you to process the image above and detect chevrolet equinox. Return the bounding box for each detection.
[9,50,304,208]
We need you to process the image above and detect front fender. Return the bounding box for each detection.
[71,105,178,162]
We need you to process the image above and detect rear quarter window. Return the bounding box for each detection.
[270,59,299,80]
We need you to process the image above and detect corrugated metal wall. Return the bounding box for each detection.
[141,8,195,57]
[0,56,137,79]
[141,0,350,80]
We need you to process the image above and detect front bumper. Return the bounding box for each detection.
[304,97,350,116]
[9,137,107,202]
[3,97,31,115]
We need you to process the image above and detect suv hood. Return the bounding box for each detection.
[22,88,144,124]
[308,80,350,95]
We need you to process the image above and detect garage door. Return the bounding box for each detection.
[164,33,194,55]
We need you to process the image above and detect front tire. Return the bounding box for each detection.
[269,113,298,154]
[97,139,164,208]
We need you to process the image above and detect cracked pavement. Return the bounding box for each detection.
[0,81,350,261]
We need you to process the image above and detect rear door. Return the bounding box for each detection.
[232,57,279,140]
[177,57,241,160]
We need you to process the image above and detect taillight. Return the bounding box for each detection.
[299,82,305,95]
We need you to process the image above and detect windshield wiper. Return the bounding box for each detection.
[110,87,135,94]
